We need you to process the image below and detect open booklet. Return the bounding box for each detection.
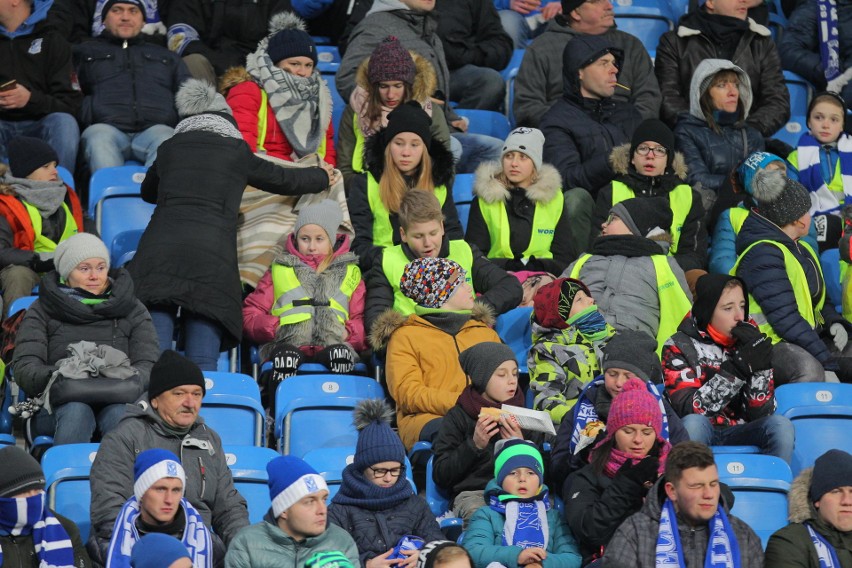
[496,404,556,436]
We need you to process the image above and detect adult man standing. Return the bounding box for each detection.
[512,0,660,128]
[654,0,789,138]
[90,350,249,561]
[0,0,81,172]
[765,449,852,566]
[602,441,764,567]
[225,456,359,568]
[75,0,190,174]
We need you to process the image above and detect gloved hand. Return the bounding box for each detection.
[269,343,303,382]
[827,67,852,95]
[830,323,849,352]
[729,322,773,375]
[29,256,54,273]
[616,456,659,486]
[836,357,852,384]
[317,343,357,374]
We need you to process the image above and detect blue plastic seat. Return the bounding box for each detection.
[772,115,807,147]
[612,0,675,53]
[0,433,14,446]
[87,165,147,217]
[110,229,146,268]
[454,109,511,139]
[274,374,385,456]
[57,166,75,189]
[495,307,534,373]
[323,74,345,145]
[199,372,265,446]
[303,445,356,501]
[42,443,99,541]
[500,49,526,82]
[426,455,451,516]
[711,446,760,455]
[457,203,471,234]
[316,45,341,74]
[714,453,792,548]
[7,295,37,314]
[453,173,475,205]
[775,383,852,475]
[784,71,812,117]
[97,191,155,267]
[224,445,278,523]
[821,248,842,311]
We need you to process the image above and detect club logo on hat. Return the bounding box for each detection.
[305,476,318,493]
[167,461,178,477]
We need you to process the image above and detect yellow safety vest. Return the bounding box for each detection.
[611,181,692,255]
[366,173,448,249]
[477,192,564,261]
[257,90,327,159]
[732,239,825,343]
[270,263,361,325]
[729,207,749,234]
[570,253,692,354]
[352,111,366,174]
[24,202,77,253]
[382,240,473,315]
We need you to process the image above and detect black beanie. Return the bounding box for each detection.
[630,118,675,170]
[101,0,146,22]
[0,446,46,497]
[809,449,852,502]
[610,197,673,238]
[692,273,748,331]
[382,101,432,149]
[459,342,517,393]
[601,330,661,383]
[267,27,317,65]
[148,350,206,401]
[7,136,58,179]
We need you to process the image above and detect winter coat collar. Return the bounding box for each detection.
[608,143,688,195]
[121,398,210,438]
[369,302,495,350]
[354,51,437,104]
[472,161,562,204]
[734,209,798,255]
[363,127,455,187]
[676,11,770,38]
[589,234,672,257]
[38,268,140,324]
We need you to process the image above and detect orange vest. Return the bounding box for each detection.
[0,186,84,250]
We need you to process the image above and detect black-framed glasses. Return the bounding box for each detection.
[368,465,406,478]
[635,144,668,157]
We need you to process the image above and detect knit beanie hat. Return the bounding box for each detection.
[399,257,466,309]
[148,350,206,401]
[630,119,675,170]
[352,399,405,470]
[692,273,748,331]
[0,446,45,498]
[532,277,592,330]
[561,0,588,14]
[294,199,343,243]
[603,378,663,439]
[130,534,190,568]
[267,455,328,518]
[101,0,146,21]
[809,449,852,502]
[737,151,785,196]
[601,330,661,384]
[306,551,356,568]
[368,36,416,86]
[502,127,545,172]
[609,197,673,238]
[54,233,110,280]
[7,136,59,179]
[417,541,467,568]
[382,101,432,149]
[751,169,811,227]
[458,342,517,393]
[494,438,544,486]
[267,14,317,65]
[133,449,186,501]
[175,78,232,118]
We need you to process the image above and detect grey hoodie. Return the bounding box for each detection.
[687,59,753,122]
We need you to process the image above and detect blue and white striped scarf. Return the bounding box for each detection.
[818,0,841,82]
[806,523,841,568]
[0,492,76,567]
[655,498,740,568]
[488,488,550,550]
[797,132,852,215]
[105,496,212,568]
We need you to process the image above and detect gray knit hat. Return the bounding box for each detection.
[809,449,852,502]
[294,199,343,242]
[501,127,545,171]
[54,233,110,280]
[751,169,812,227]
[601,330,661,384]
[459,342,517,393]
[0,446,46,497]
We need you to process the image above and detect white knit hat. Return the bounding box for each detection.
[54,233,110,280]
[501,127,545,171]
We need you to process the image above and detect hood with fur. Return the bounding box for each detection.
[363,127,455,188]
[472,161,562,204]
[355,50,437,103]
[368,302,495,350]
[609,143,687,180]
[788,467,817,523]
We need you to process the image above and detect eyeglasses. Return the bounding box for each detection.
[368,465,406,478]
[635,144,668,157]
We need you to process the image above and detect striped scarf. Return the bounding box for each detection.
[488,487,550,550]
[105,497,212,568]
[806,523,841,568]
[797,132,852,215]
[0,492,76,567]
[655,498,740,568]
[818,0,841,82]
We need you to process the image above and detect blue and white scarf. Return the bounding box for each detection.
[0,492,76,567]
[806,523,841,568]
[105,497,212,568]
[488,488,550,550]
[655,499,740,568]
[818,0,841,82]
[798,132,852,215]
[569,377,671,455]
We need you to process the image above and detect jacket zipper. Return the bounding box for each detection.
[198,456,207,497]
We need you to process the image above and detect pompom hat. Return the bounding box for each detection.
[266,12,317,65]
[399,256,466,309]
[353,399,405,470]
[133,449,185,501]
[751,168,811,227]
[368,36,416,86]
[267,456,328,517]
[602,378,663,439]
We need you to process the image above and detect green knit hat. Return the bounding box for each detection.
[494,438,544,485]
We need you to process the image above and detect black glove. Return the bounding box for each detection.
[316,343,357,374]
[729,322,773,375]
[836,357,852,384]
[29,256,54,273]
[269,343,303,382]
[616,456,660,486]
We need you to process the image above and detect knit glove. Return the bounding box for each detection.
[316,343,357,374]
[616,456,659,486]
[830,323,849,352]
[729,322,773,375]
[827,67,852,95]
[269,343,303,382]
[29,256,54,274]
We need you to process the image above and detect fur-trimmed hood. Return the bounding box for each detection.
[609,143,687,180]
[354,50,437,104]
[368,302,495,350]
[788,467,818,523]
[219,66,253,94]
[363,127,455,188]
[472,161,562,204]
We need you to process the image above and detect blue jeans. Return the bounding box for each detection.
[0,113,80,173]
[451,132,502,174]
[498,9,549,49]
[31,402,127,445]
[681,413,795,464]
[149,307,224,371]
[449,64,505,111]
[81,123,173,172]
